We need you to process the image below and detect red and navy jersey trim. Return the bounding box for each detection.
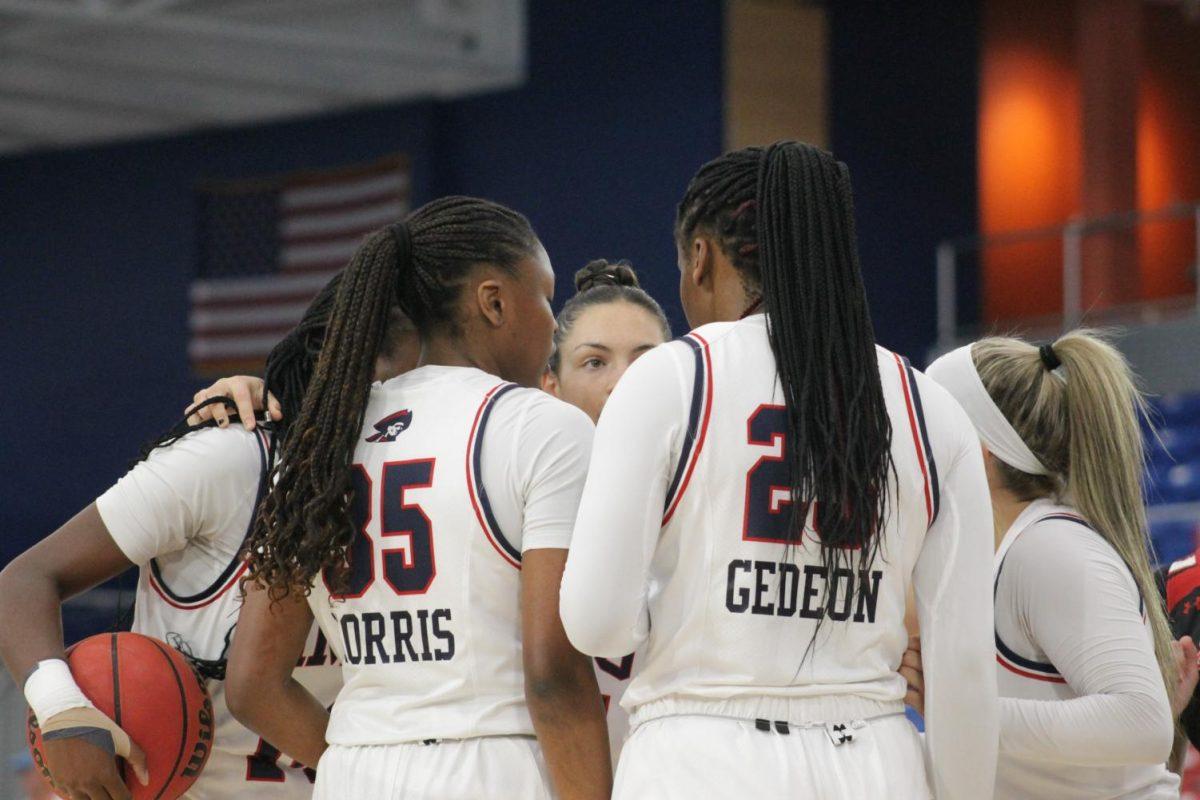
[892,352,939,528]
[993,551,1067,683]
[994,511,1147,681]
[995,635,1067,683]
[466,383,522,568]
[663,333,713,525]
[148,427,269,610]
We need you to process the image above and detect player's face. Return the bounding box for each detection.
[496,244,557,388]
[543,301,666,423]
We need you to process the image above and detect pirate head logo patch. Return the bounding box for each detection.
[366,409,413,443]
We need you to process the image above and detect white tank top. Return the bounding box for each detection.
[308,365,594,746]
[97,426,342,797]
[621,326,941,724]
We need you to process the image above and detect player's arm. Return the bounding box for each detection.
[226,582,329,768]
[0,505,149,798]
[996,526,1174,766]
[912,406,999,800]
[522,549,611,799]
[559,347,685,657]
[510,399,610,798]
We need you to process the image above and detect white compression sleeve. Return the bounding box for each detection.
[559,345,689,659]
[912,425,1000,800]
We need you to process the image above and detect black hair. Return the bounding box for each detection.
[248,196,539,598]
[135,271,349,467]
[548,259,671,373]
[675,142,893,638]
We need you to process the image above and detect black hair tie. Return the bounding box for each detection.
[1039,343,1061,371]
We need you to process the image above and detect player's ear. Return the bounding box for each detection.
[541,366,559,396]
[475,278,506,328]
[689,235,714,290]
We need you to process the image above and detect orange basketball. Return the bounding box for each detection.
[27,632,215,800]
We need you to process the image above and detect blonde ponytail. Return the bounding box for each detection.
[972,330,1177,712]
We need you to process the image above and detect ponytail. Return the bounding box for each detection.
[973,331,1177,712]
[754,144,892,559]
[252,228,403,598]
[676,141,894,643]
[247,196,538,598]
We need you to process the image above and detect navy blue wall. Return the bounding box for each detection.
[432,1,722,323]
[0,0,723,563]
[828,1,980,361]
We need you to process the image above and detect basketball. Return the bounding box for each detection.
[26,632,215,800]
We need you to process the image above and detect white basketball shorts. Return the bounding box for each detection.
[313,735,553,800]
[614,713,931,800]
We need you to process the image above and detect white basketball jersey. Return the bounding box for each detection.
[619,320,944,724]
[992,499,1178,799]
[563,315,998,798]
[96,426,343,799]
[307,365,593,747]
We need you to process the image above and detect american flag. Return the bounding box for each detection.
[190,154,410,375]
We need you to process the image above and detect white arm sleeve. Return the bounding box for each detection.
[559,345,690,658]
[94,427,263,565]
[997,526,1174,765]
[508,396,595,552]
[912,410,999,800]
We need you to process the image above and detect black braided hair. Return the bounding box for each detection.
[261,271,345,448]
[134,272,349,469]
[247,196,539,599]
[675,142,894,641]
[548,259,671,373]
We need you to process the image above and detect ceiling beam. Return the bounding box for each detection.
[0,54,333,123]
[0,0,513,68]
[0,125,44,152]
[0,27,520,104]
[0,93,179,144]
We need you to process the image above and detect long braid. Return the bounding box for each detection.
[248,196,538,599]
[134,272,348,467]
[262,271,346,448]
[676,142,893,650]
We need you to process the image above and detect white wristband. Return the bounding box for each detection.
[23,659,94,725]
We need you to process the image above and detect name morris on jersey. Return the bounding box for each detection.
[725,559,883,623]
[337,608,455,665]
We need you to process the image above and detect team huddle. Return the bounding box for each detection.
[0,141,1188,799]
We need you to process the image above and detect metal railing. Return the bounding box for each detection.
[936,202,1200,350]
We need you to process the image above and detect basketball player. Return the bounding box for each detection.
[229,197,611,799]
[927,332,1179,798]
[0,275,393,800]
[204,255,928,775]
[199,259,667,775]
[560,142,999,799]
[542,259,671,765]
[1163,553,1200,748]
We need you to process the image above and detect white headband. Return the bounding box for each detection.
[926,344,1049,475]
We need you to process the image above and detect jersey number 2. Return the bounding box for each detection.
[327,459,437,598]
[744,405,797,544]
